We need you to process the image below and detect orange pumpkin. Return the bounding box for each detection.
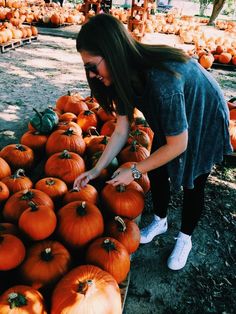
[51,265,122,314]
[199,53,214,69]
[3,189,54,223]
[229,120,236,150]
[131,117,154,143]
[35,177,68,202]
[20,240,71,289]
[100,119,116,136]
[56,91,88,114]
[0,144,34,171]
[57,201,104,248]
[1,169,33,194]
[0,223,18,236]
[0,234,25,271]
[18,202,57,241]
[20,130,48,154]
[0,157,11,180]
[106,216,140,254]
[86,135,110,156]
[101,181,144,219]
[96,106,117,122]
[56,121,83,135]
[45,128,86,156]
[44,150,86,186]
[127,128,151,151]
[119,140,150,163]
[86,237,130,284]
[230,109,236,120]
[219,52,232,64]
[0,181,10,204]
[59,112,77,122]
[63,184,99,205]
[77,110,98,133]
[0,285,47,314]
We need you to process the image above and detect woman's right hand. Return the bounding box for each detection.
[73,168,100,189]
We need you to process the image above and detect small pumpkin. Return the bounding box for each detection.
[77,110,98,133]
[63,185,99,205]
[35,177,68,202]
[119,140,150,163]
[56,121,83,135]
[51,265,122,314]
[20,240,71,289]
[57,201,104,249]
[1,169,33,194]
[0,234,25,271]
[30,107,59,134]
[86,237,130,284]
[18,201,57,241]
[0,285,47,314]
[20,130,48,154]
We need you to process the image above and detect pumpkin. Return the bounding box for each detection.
[30,107,59,134]
[100,119,116,136]
[35,177,68,202]
[119,140,150,163]
[0,223,18,236]
[96,106,116,122]
[63,184,99,205]
[0,157,11,180]
[106,216,140,254]
[51,265,122,314]
[0,234,25,271]
[3,189,54,223]
[44,150,86,186]
[59,112,77,122]
[101,182,144,219]
[20,130,48,154]
[57,201,104,248]
[229,120,236,150]
[230,109,236,120]
[1,169,33,194]
[84,96,100,110]
[86,237,130,284]
[56,91,88,114]
[86,135,110,156]
[127,128,151,151]
[199,53,214,69]
[219,52,232,64]
[77,110,98,133]
[0,181,10,204]
[45,128,86,156]
[18,202,57,241]
[0,285,47,314]
[0,144,34,171]
[120,161,150,194]
[56,121,83,135]
[20,240,71,289]
[131,117,154,142]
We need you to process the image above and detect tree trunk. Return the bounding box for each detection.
[208,0,227,25]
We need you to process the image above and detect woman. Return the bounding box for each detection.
[73,14,232,270]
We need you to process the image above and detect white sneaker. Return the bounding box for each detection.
[167,232,192,270]
[140,215,168,244]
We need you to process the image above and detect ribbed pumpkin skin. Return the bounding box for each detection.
[1,169,33,194]
[119,141,150,164]
[85,237,130,284]
[3,189,54,223]
[63,184,98,205]
[0,285,47,314]
[101,181,145,219]
[0,234,25,271]
[51,264,122,314]
[57,201,104,249]
[20,240,71,289]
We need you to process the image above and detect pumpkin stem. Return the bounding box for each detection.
[60,150,71,159]
[12,169,25,179]
[67,91,71,96]
[33,107,43,117]
[102,238,116,252]
[46,178,56,186]
[40,247,53,261]
[70,187,80,192]
[15,144,26,152]
[84,110,93,116]
[28,201,38,211]
[77,279,93,295]
[8,292,27,309]
[21,190,34,201]
[76,201,87,216]
[63,128,75,136]
[86,126,99,136]
[100,136,108,145]
[116,184,126,193]
[115,216,127,232]
[130,140,138,152]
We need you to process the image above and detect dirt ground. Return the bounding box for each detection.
[0,32,236,314]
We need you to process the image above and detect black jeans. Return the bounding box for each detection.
[148,165,210,236]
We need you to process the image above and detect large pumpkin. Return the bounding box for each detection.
[3,189,54,222]
[57,201,104,249]
[45,150,86,186]
[85,237,130,284]
[0,285,47,314]
[20,240,71,289]
[101,181,144,219]
[0,234,25,271]
[51,265,122,314]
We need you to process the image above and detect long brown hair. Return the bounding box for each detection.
[76,14,189,120]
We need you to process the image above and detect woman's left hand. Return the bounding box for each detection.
[106,167,134,186]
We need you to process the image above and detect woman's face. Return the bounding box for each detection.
[80,51,112,86]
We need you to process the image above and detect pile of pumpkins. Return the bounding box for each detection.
[0,91,154,313]
[0,21,38,43]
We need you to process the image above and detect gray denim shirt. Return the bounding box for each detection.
[127,58,233,191]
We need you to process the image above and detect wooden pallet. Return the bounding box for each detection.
[0,36,38,53]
